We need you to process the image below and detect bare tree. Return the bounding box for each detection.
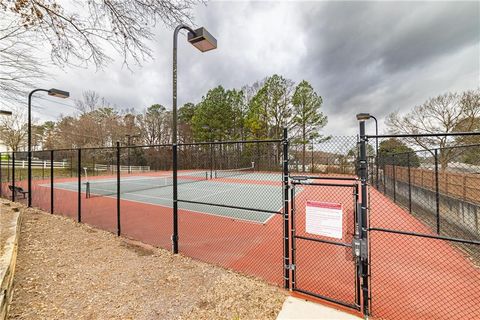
[0,12,46,103]
[75,90,101,114]
[0,108,29,151]
[386,89,480,169]
[0,0,200,101]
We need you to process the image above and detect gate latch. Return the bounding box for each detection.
[352,238,368,259]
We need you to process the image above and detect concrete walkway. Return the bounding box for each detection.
[276,297,362,320]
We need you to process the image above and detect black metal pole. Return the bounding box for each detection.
[210,143,213,178]
[7,154,10,182]
[28,98,32,207]
[311,140,314,173]
[77,148,82,223]
[371,116,379,189]
[126,135,131,174]
[117,141,121,236]
[172,25,192,254]
[27,89,50,207]
[11,152,15,202]
[50,150,54,214]
[172,144,178,253]
[358,120,370,316]
[171,24,210,254]
[383,161,386,194]
[407,152,412,213]
[0,152,2,197]
[392,154,396,203]
[290,184,296,290]
[434,149,440,235]
[282,128,290,289]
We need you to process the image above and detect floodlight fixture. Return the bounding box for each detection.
[48,88,70,99]
[187,27,217,52]
[356,113,372,121]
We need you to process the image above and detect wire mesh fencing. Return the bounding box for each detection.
[4,129,480,319]
[118,145,173,250]
[0,152,13,199]
[289,136,358,176]
[50,149,78,220]
[367,134,480,320]
[176,139,286,285]
[30,150,52,213]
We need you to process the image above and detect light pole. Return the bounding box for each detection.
[28,89,69,207]
[172,25,217,253]
[356,113,378,188]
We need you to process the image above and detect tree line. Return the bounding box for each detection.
[0,75,327,158]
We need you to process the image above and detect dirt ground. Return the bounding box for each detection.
[7,202,286,320]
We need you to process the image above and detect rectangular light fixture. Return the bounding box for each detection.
[356,113,371,121]
[48,88,70,99]
[188,27,217,52]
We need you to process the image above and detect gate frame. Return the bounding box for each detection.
[289,175,362,311]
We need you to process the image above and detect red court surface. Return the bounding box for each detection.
[17,174,480,319]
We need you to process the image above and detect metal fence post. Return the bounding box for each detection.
[77,148,82,223]
[383,161,386,194]
[282,128,290,289]
[7,154,10,182]
[172,143,179,253]
[407,152,412,213]
[371,157,375,186]
[358,121,370,316]
[375,149,379,190]
[12,152,15,202]
[117,142,121,236]
[50,150,54,214]
[434,149,440,234]
[28,149,32,207]
[0,152,2,198]
[290,184,296,290]
[392,154,396,203]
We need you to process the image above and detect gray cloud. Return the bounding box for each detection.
[36,1,479,136]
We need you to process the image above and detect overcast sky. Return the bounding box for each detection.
[37,1,479,136]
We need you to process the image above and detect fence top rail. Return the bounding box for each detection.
[38,143,173,153]
[366,131,480,139]
[178,138,283,146]
[290,175,358,181]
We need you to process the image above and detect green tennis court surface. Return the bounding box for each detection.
[46,172,288,224]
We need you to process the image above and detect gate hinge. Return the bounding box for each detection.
[285,264,296,270]
[352,238,368,260]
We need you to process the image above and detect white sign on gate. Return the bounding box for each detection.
[305,201,343,239]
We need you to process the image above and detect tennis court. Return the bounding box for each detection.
[45,170,285,224]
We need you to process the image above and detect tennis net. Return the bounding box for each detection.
[214,163,255,179]
[85,171,208,198]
